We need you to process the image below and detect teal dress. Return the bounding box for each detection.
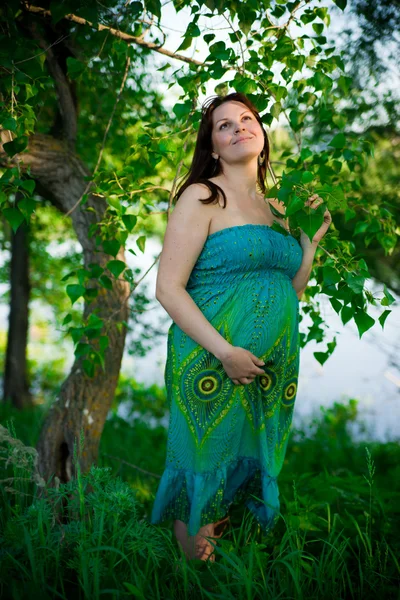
[150,223,303,536]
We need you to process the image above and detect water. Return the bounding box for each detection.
[1,236,399,442]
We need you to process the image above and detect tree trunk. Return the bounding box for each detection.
[3,191,33,409]
[0,133,130,482]
[0,15,132,482]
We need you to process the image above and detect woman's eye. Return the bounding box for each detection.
[219,115,252,130]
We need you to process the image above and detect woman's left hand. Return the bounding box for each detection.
[300,194,332,248]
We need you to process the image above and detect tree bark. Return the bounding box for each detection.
[3,191,33,409]
[0,13,131,481]
[0,133,130,482]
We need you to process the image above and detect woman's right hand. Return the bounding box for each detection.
[220,346,265,385]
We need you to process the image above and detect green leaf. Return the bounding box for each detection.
[268,201,285,218]
[274,85,287,101]
[266,185,279,199]
[285,194,303,217]
[66,284,86,305]
[341,305,353,325]
[122,214,137,232]
[3,136,28,158]
[172,102,192,120]
[314,351,329,366]
[329,297,342,314]
[353,310,375,338]
[295,205,325,241]
[301,171,313,183]
[85,288,98,301]
[87,314,104,329]
[203,34,215,44]
[99,275,113,290]
[62,314,72,326]
[176,36,193,52]
[312,23,324,35]
[353,221,369,235]
[107,260,126,278]
[300,148,313,162]
[186,22,201,38]
[18,197,36,218]
[107,196,122,213]
[1,116,17,131]
[88,264,104,278]
[270,102,282,119]
[312,72,333,92]
[323,266,341,286]
[146,0,161,18]
[75,343,91,358]
[21,179,36,194]
[328,133,346,149]
[332,114,347,129]
[99,336,109,352]
[77,268,91,285]
[69,326,85,344]
[234,76,257,94]
[344,208,356,222]
[277,186,292,203]
[333,0,347,10]
[381,284,395,306]
[136,235,146,253]
[208,40,230,61]
[270,222,289,236]
[102,239,120,257]
[3,207,25,232]
[82,359,95,378]
[289,109,305,131]
[378,310,391,329]
[61,270,76,282]
[314,183,345,209]
[345,273,365,294]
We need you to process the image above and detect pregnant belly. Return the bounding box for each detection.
[228,274,298,352]
[189,271,297,351]
[180,271,299,359]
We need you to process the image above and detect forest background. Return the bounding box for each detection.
[0,0,399,598]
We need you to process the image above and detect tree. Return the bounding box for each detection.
[0,0,397,480]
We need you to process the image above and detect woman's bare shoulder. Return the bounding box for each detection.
[177,182,210,199]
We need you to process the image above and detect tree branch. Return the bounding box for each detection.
[22,3,204,66]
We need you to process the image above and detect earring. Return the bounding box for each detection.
[258,150,265,166]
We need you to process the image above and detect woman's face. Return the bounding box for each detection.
[210,100,265,165]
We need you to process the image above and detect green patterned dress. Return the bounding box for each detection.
[150,223,303,536]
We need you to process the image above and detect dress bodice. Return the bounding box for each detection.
[186,223,303,293]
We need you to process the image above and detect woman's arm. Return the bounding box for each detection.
[157,287,233,361]
[291,242,318,300]
[156,184,233,362]
[291,194,332,300]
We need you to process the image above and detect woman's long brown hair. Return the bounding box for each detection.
[173,92,270,209]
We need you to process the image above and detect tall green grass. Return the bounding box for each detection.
[0,382,399,599]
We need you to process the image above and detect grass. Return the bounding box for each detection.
[0,379,399,600]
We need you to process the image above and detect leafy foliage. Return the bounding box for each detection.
[0,0,398,375]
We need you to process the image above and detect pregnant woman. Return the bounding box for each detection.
[150,92,332,563]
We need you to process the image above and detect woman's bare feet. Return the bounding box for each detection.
[174,520,217,562]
